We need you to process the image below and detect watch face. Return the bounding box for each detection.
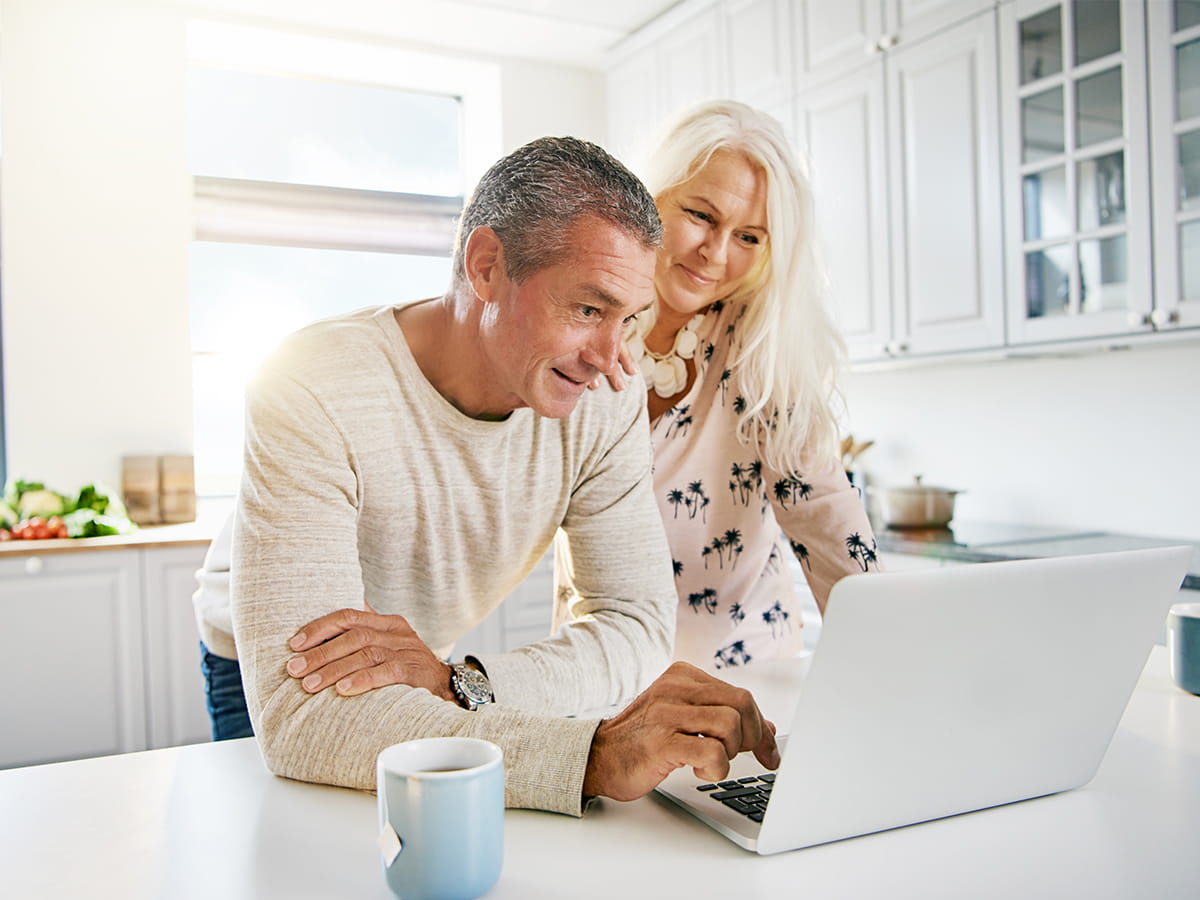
[454,666,493,706]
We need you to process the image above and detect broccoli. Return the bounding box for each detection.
[62,508,137,538]
[73,483,126,517]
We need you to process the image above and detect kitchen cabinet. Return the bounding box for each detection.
[1148,0,1200,331]
[800,61,892,359]
[0,549,147,768]
[606,2,724,175]
[660,5,725,120]
[0,541,211,769]
[722,0,793,108]
[141,545,214,749]
[607,44,661,175]
[999,0,1156,345]
[792,0,995,90]
[800,8,1005,360]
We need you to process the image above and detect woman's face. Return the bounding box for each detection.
[654,149,769,320]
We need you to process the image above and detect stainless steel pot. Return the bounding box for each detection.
[869,475,963,529]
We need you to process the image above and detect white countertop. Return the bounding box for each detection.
[2,646,1198,899]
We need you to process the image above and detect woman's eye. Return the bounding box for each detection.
[685,208,711,223]
[739,233,761,246]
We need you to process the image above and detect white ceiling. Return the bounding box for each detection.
[180,0,685,69]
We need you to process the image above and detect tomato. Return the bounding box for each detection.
[0,528,11,541]
[13,517,53,540]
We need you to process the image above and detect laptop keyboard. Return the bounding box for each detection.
[696,773,775,822]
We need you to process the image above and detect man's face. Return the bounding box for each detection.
[480,219,656,419]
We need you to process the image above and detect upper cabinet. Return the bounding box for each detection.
[800,62,893,359]
[1000,0,1154,345]
[722,0,797,134]
[660,6,726,124]
[800,8,1005,361]
[793,0,994,89]
[607,4,725,176]
[607,46,661,176]
[1148,0,1200,330]
[723,0,793,106]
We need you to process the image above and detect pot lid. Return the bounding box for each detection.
[885,474,961,495]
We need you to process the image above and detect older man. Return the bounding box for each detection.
[215,136,777,815]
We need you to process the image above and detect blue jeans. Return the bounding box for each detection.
[199,641,254,741]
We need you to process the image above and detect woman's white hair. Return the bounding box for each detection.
[641,99,845,474]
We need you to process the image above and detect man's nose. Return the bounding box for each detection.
[583,322,623,372]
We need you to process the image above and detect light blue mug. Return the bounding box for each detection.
[1168,602,1200,696]
[377,737,504,900]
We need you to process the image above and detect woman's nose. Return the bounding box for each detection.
[699,231,729,265]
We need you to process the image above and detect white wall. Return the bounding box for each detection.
[0,0,605,496]
[841,340,1200,542]
[500,59,607,150]
[1,0,193,494]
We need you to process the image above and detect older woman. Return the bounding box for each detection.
[592,100,880,669]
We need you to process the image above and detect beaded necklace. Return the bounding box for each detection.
[627,308,706,399]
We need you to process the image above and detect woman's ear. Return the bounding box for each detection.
[463,226,506,303]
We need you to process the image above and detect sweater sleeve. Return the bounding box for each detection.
[232,365,602,816]
[471,381,677,715]
[766,451,882,614]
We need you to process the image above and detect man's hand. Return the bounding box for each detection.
[285,606,455,701]
[581,662,780,802]
[589,340,637,392]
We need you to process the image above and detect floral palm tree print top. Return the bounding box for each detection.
[647,299,880,670]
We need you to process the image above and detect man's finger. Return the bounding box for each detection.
[288,608,366,651]
[657,665,769,737]
[652,703,744,760]
[290,645,375,692]
[664,732,732,784]
[752,721,782,770]
[289,607,413,652]
[287,624,372,675]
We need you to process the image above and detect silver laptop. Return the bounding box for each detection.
[655,546,1191,855]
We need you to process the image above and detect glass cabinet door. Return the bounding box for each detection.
[1001,0,1153,344]
[1148,0,1200,329]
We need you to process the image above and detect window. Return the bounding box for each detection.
[186,22,500,495]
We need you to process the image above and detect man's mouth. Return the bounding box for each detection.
[552,368,587,387]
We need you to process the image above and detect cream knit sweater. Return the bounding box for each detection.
[231,305,676,816]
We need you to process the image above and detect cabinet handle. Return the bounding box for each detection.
[1125,312,1151,329]
[885,340,909,356]
[877,33,899,51]
[1149,308,1180,328]
[25,557,44,575]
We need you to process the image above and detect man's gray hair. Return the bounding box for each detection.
[452,136,662,283]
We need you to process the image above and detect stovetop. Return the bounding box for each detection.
[875,520,1199,589]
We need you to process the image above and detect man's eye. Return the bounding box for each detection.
[623,312,640,325]
[581,306,599,318]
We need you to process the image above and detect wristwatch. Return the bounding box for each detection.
[449,662,494,711]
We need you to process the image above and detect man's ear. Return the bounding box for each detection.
[463,226,506,303]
